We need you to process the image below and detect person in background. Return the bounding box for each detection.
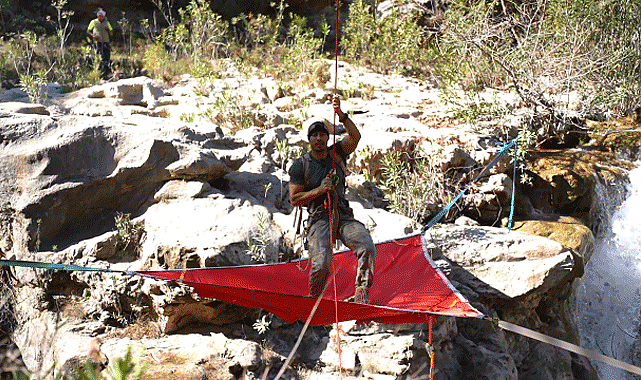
[87,9,113,79]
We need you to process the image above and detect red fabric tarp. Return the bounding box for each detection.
[139,233,483,326]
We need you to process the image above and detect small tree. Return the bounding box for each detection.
[51,0,74,58]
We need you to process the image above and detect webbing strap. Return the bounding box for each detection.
[0,259,114,273]
[422,138,519,232]
[498,320,641,377]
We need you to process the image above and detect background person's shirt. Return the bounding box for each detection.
[88,18,113,43]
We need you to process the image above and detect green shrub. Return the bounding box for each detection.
[228,3,323,81]
[114,212,145,255]
[246,211,271,262]
[440,88,513,126]
[19,70,47,103]
[1,0,100,93]
[209,86,261,133]
[343,0,427,76]
[143,0,229,79]
[439,0,641,116]
[281,13,323,78]
[380,149,459,223]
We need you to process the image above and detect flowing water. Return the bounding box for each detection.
[575,165,641,379]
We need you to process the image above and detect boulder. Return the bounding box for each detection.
[346,174,389,209]
[0,102,49,115]
[0,88,29,102]
[102,77,166,108]
[427,225,582,303]
[438,145,476,172]
[166,151,231,180]
[528,150,631,217]
[462,173,514,224]
[349,131,418,181]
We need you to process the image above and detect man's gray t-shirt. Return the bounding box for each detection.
[289,142,353,219]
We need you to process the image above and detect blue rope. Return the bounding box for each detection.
[424,190,468,231]
[507,137,519,230]
[422,138,518,233]
[0,259,114,273]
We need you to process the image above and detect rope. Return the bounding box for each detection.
[330,1,344,378]
[0,259,115,273]
[332,262,343,379]
[273,283,330,380]
[327,191,344,379]
[507,137,519,230]
[428,315,436,380]
[422,138,519,232]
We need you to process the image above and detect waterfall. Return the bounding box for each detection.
[575,165,641,379]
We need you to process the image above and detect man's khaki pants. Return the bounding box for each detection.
[307,216,376,299]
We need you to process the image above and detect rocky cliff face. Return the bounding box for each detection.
[1,62,638,379]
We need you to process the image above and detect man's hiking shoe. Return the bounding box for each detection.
[354,286,369,304]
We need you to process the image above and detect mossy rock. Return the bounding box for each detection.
[528,149,632,217]
[585,117,641,158]
[510,216,595,263]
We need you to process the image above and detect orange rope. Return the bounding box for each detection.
[428,315,437,380]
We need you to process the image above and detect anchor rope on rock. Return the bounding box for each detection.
[422,137,519,232]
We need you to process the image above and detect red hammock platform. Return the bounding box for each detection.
[139,233,483,326]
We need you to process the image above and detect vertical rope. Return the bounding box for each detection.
[332,0,340,166]
[507,137,519,230]
[428,315,436,380]
[330,1,343,378]
[331,253,344,379]
[327,191,343,380]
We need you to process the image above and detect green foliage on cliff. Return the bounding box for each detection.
[438,0,641,118]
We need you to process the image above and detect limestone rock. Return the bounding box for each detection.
[349,132,418,181]
[166,151,231,180]
[428,226,582,301]
[438,145,475,172]
[141,197,283,268]
[0,102,49,115]
[462,173,514,224]
[0,88,29,102]
[455,215,480,226]
[528,150,630,217]
[102,77,166,108]
[59,338,108,379]
[346,174,389,209]
[153,180,212,202]
[163,301,251,334]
